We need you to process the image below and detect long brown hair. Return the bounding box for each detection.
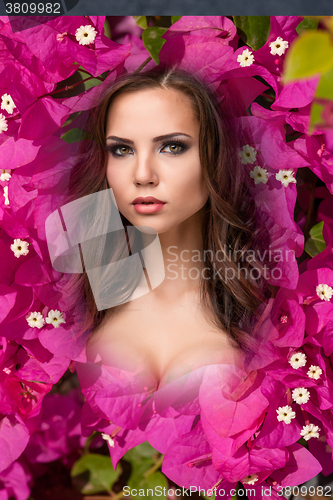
[68,68,272,351]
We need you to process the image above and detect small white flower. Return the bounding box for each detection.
[239,145,257,165]
[316,283,333,302]
[26,311,45,329]
[250,166,269,185]
[0,113,8,133]
[101,433,115,447]
[75,25,97,46]
[276,405,296,424]
[3,367,11,375]
[292,387,310,405]
[269,37,289,56]
[1,94,16,115]
[300,423,321,441]
[10,238,29,258]
[275,170,297,187]
[237,48,255,67]
[45,310,66,328]
[3,185,9,205]
[242,474,259,485]
[0,169,11,181]
[307,365,323,380]
[289,352,307,369]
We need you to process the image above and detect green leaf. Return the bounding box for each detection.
[171,16,182,24]
[305,221,327,257]
[128,457,155,487]
[309,101,325,132]
[233,16,270,50]
[61,128,86,144]
[202,492,216,500]
[103,17,111,39]
[124,442,158,463]
[283,31,333,83]
[71,453,120,495]
[78,71,105,91]
[142,27,168,64]
[128,468,168,499]
[133,16,148,29]
[296,17,319,34]
[315,65,333,100]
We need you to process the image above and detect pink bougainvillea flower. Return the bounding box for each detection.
[293,135,333,194]
[0,413,30,474]
[145,412,198,455]
[37,302,91,362]
[0,460,31,500]
[253,16,301,78]
[260,122,311,171]
[122,34,156,74]
[0,19,72,84]
[297,268,333,335]
[273,77,319,111]
[0,135,42,171]
[164,16,237,44]
[7,16,131,80]
[159,35,235,90]
[199,364,268,439]
[270,443,322,486]
[269,287,306,347]
[162,420,221,490]
[213,441,288,484]
[23,390,84,464]
[308,432,333,476]
[254,377,302,448]
[18,96,71,141]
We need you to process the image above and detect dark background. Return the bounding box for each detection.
[66,0,333,16]
[0,0,332,16]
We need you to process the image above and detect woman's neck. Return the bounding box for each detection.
[144,206,207,303]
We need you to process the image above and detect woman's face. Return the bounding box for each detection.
[105,87,209,234]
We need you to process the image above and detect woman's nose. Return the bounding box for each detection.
[133,153,159,186]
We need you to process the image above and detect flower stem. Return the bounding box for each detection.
[83,431,99,455]
[133,56,153,75]
[50,75,99,97]
[143,454,164,477]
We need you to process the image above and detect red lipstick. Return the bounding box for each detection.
[132,196,166,214]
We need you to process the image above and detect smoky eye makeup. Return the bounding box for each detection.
[105,143,134,157]
[105,134,193,157]
[159,139,190,154]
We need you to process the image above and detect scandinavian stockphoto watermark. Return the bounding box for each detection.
[166,245,296,282]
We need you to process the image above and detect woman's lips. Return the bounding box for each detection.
[132,197,166,214]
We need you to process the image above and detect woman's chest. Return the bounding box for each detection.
[87,298,241,384]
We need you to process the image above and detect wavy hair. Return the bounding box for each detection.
[67,68,272,351]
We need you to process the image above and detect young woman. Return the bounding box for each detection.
[68,68,271,387]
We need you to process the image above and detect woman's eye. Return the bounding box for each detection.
[114,146,132,156]
[161,143,184,154]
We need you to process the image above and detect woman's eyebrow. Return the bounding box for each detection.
[106,135,134,145]
[106,133,192,144]
[152,133,192,143]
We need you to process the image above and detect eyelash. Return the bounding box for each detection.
[106,140,188,158]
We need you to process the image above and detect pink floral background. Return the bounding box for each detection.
[0,15,333,500]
